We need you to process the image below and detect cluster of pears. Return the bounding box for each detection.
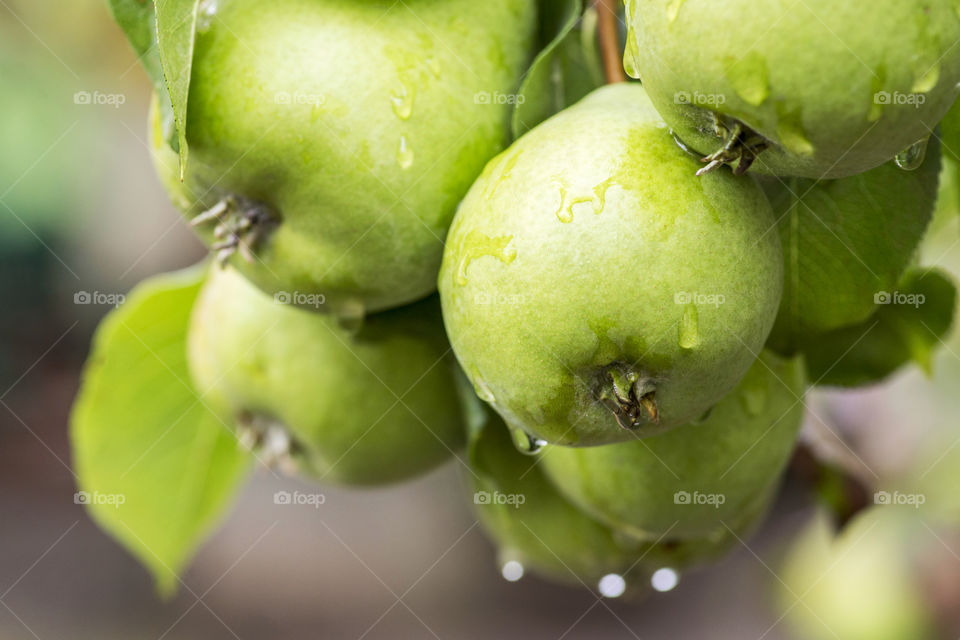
[145,0,956,594]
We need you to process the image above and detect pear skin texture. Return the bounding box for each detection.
[625,0,960,178]
[470,412,752,591]
[439,84,782,446]
[540,351,806,541]
[187,266,464,486]
[155,0,537,314]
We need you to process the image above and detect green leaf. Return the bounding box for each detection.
[512,0,605,138]
[71,266,251,596]
[108,0,177,147]
[804,267,957,387]
[155,0,201,176]
[109,0,163,86]
[765,144,941,352]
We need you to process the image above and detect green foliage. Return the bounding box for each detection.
[766,144,941,349]
[107,0,176,146]
[512,0,605,138]
[154,0,199,168]
[803,267,957,386]
[71,267,251,595]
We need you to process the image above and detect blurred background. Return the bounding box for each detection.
[2,2,960,638]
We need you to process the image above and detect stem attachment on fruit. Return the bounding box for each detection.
[696,118,770,176]
[596,365,659,430]
[191,195,277,265]
[595,0,627,84]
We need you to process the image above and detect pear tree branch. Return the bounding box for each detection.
[595,0,627,84]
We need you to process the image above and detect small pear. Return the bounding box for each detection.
[188,265,464,485]
[540,351,806,541]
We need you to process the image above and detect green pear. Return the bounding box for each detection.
[624,0,960,178]
[154,0,537,315]
[763,143,941,352]
[540,351,805,541]
[470,410,751,593]
[187,265,464,486]
[777,508,935,640]
[439,83,782,446]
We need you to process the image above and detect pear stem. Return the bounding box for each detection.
[595,0,626,84]
[191,195,276,264]
[596,365,659,431]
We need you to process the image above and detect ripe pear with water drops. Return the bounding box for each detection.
[623,0,960,178]
[439,83,783,446]
[151,0,537,315]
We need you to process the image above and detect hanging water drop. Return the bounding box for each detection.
[651,567,679,592]
[894,137,929,171]
[474,378,496,403]
[501,560,524,582]
[390,84,415,120]
[554,188,572,223]
[196,0,218,32]
[912,61,940,94]
[671,130,694,155]
[623,35,642,79]
[666,0,687,23]
[678,303,700,350]
[598,573,627,598]
[739,374,768,417]
[510,428,545,455]
[397,135,414,170]
[726,51,770,107]
[454,232,517,286]
[336,299,366,333]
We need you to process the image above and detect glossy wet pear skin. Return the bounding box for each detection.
[470,410,749,589]
[187,266,464,486]
[624,0,960,178]
[163,0,537,314]
[540,351,806,541]
[439,84,783,447]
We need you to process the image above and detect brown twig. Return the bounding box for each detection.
[595,0,627,84]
